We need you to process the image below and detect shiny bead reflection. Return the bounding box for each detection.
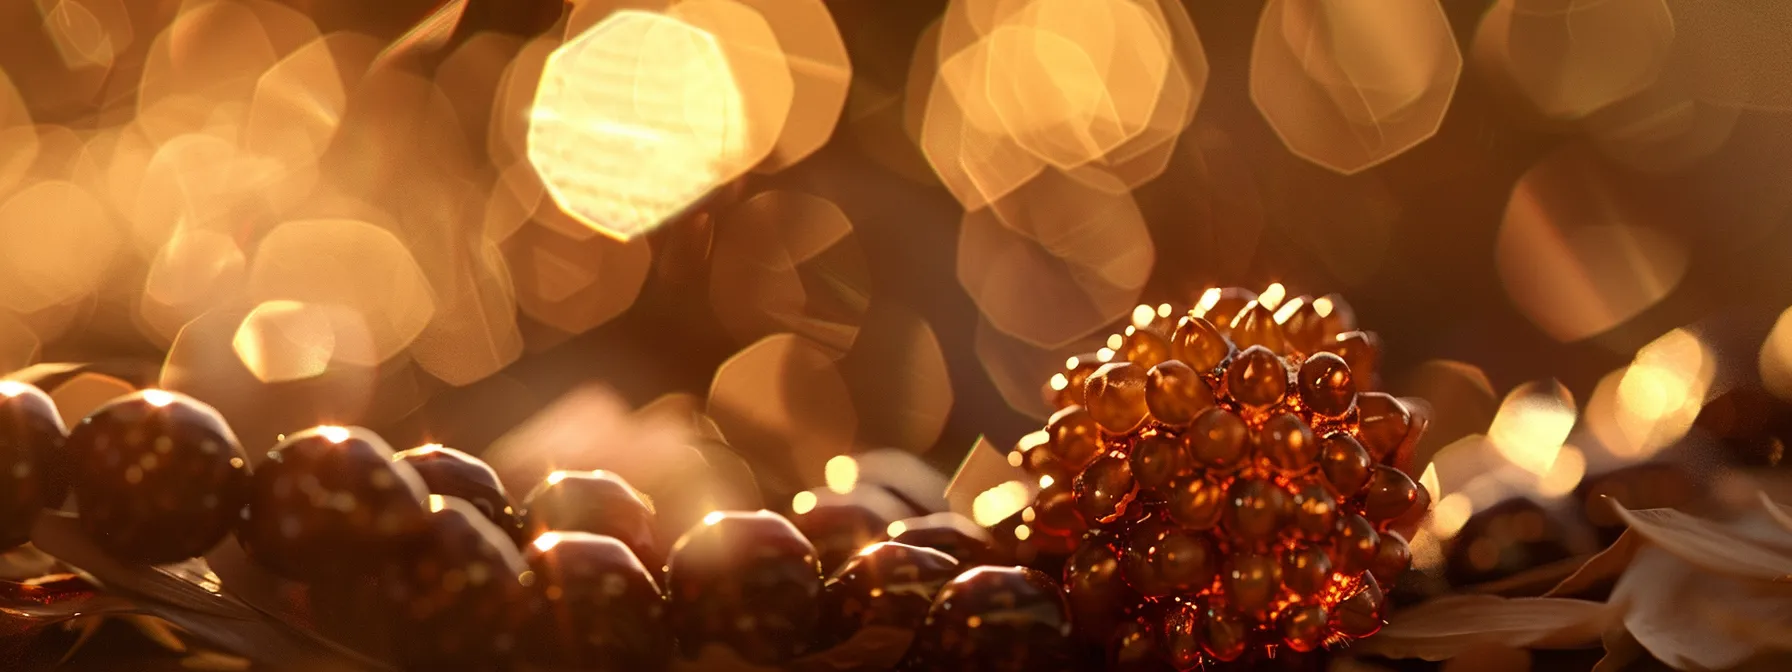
[821,542,959,644]
[1129,435,1185,496]
[394,444,528,547]
[0,383,67,550]
[1144,360,1213,427]
[1185,408,1249,471]
[1226,346,1288,408]
[1073,456,1135,524]
[1256,413,1317,472]
[1355,393,1412,461]
[664,510,821,664]
[242,425,429,581]
[1319,433,1374,496]
[1228,301,1285,353]
[524,470,659,570]
[1121,521,1218,597]
[1046,406,1104,473]
[1170,316,1230,371]
[1085,362,1151,433]
[523,531,669,671]
[70,390,251,565]
[380,497,530,669]
[905,566,1074,671]
[1297,352,1356,417]
[1064,536,1132,642]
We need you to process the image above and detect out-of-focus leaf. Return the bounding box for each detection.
[1592,627,1645,672]
[0,544,57,580]
[1353,595,1609,660]
[1467,554,1595,597]
[1545,531,1642,598]
[1611,503,1792,581]
[1614,546,1792,670]
[1761,491,1792,531]
[28,513,255,622]
[1439,643,1532,672]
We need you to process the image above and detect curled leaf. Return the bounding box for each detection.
[1545,531,1642,598]
[1610,502,1792,582]
[1352,595,1609,660]
[1614,546,1792,670]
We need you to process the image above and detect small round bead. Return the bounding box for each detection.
[1332,574,1385,638]
[1144,360,1214,427]
[242,425,428,581]
[1223,479,1291,545]
[1297,352,1356,417]
[522,531,669,671]
[1371,530,1412,587]
[664,510,821,665]
[1119,328,1172,370]
[1223,552,1282,616]
[1064,536,1132,642]
[0,383,68,550]
[1363,466,1420,522]
[1184,408,1249,471]
[889,512,1001,567]
[1289,480,1340,540]
[1324,331,1379,392]
[69,390,252,564]
[1316,294,1358,338]
[906,566,1074,671]
[1165,477,1225,530]
[1046,406,1104,473]
[1053,354,1104,409]
[1228,301,1286,354]
[1108,618,1164,670]
[1194,287,1257,332]
[1281,604,1329,653]
[1073,456,1135,524]
[1201,605,1249,662]
[1226,346,1288,408]
[1085,362,1151,433]
[382,497,531,669]
[1163,603,1204,670]
[821,542,960,643]
[1256,413,1317,472]
[1279,544,1334,596]
[1129,435,1185,496]
[1319,433,1374,496]
[1120,521,1218,598]
[1279,298,1327,354]
[1356,393,1412,461]
[524,470,658,570]
[394,444,527,546]
[1334,514,1380,574]
[1170,316,1230,372]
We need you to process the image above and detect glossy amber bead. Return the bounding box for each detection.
[1085,362,1151,433]
[1222,479,1291,546]
[1120,521,1218,597]
[1332,574,1385,638]
[1169,316,1229,372]
[1119,328,1172,370]
[1228,301,1286,354]
[1370,530,1412,587]
[1324,331,1379,392]
[1073,456,1134,524]
[1129,435,1185,496]
[1226,346,1288,408]
[1184,408,1249,471]
[821,542,960,643]
[1279,544,1333,596]
[1045,406,1104,473]
[1200,605,1249,662]
[524,470,658,570]
[889,512,1001,567]
[1281,605,1329,653]
[0,383,67,550]
[1222,552,1282,616]
[1165,477,1224,530]
[1297,352,1356,417]
[1319,433,1374,496]
[1278,298,1327,355]
[382,497,531,669]
[1363,466,1420,522]
[1144,360,1213,427]
[1289,480,1339,540]
[1334,514,1380,574]
[1193,287,1257,332]
[1256,413,1317,472]
[1356,393,1412,462]
[1064,536,1132,642]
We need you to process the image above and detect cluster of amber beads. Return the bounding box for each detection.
[1013,288,1426,668]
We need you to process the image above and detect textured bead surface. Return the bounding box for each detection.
[523,531,669,671]
[0,383,67,550]
[524,470,659,570]
[241,425,427,581]
[663,510,821,665]
[904,566,1074,671]
[394,444,527,547]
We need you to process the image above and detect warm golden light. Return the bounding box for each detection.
[971,479,1031,526]
[532,531,564,553]
[1538,445,1586,498]
[1763,305,1792,401]
[886,520,908,538]
[1487,380,1575,476]
[0,381,26,398]
[791,491,818,515]
[1612,328,1713,457]
[702,511,726,526]
[1430,492,1473,538]
[317,425,350,444]
[141,389,175,407]
[427,494,447,513]
[527,11,748,240]
[231,300,337,384]
[824,455,859,494]
[546,470,569,486]
[1259,282,1286,310]
[1131,304,1156,328]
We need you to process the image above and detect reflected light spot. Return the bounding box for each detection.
[141,389,175,407]
[1259,283,1286,310]
[1049,373,1069,391]
[791,491,818,515]
[317,425,350,444]
[547,470,569,486]
[428,494,447,512]
[1039,474,1055,489]
[1614,329,1712,456]
[886,521,907,538]
[533,531,564,553]
[824,455,859,495]
[1017,430,1049,453]
[1487,380,1575,476]
[972,480,1031,526]
[702,510,726,526]
[1313,296,1334,318]
[0,381,29,398]
[231,300,337,383]
[1195,288,1222,317]
[415,443,443,454]
[1131,305,1155,329]
[1273,296,1306,324]
[1107,334,1124,350]
[1538,445,1586,498]
[1096,348,1115,362]
[1430,492,1472,538]
[1157,304,1172,318]
[1014,524,1031,541]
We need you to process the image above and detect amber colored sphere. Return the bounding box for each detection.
[1073,456,1135,524]
[904,566,1074,672]
[0,383,68,550]
[1185,408,1249,471]
[1279,298,1327,354]
[788,491,893,575]
[1120,521,1218,598]
[1225,346,1288,408]
[241,425,428,581]
[1356,393,1413,462]
[1119,328,1172,371]
[524,470,659,570]
[380,497,531,669]
[1144,360,1214,427]
[1170,316,1230,371]
[1325,331,1380,392]
[821,542,960,644]
[1045,406,1104,473]
[393,445,527,547]
[1165,477,1225,530]
[1319,433,1374,496]
[1228,302,1286,353]
[1364,465,1421,523]
[1297,352,1357,417]
[1256,413,1318,473]
[1222,478,1292,546]
[68,390,251,565]
[1085,362,1151,434]
[1129,434,1185,495]
[1222,552,1283,617]
[522,531,669,671]
[1063,536,1133,642]
[890,512,1001,567]
[663,510,821,665]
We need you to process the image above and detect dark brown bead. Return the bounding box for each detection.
[1370,530,1411,587]
[1170,316,1230,372]
[1223,479,1291,545]
[1257,413,1317,472]
[1165,477,1224,530]
[1144,360,1213,426]
[1194,287,1257,333]
[1278,298,1327,355]
[524,470,659,570]
[1031,480,1087,539]
[1162,602,1204,670]
[664,510,821,664]
[242,425,428,581]
[1389,476,1432,540]
[1223,552,1283,617]
[1332,574,1385,638]
[1129,435,1185,495]
[1334,514,1380,574]
[1289,480,1339,540]
[1120,521,1218,597]
[1185,408,1248,471]
[381,497,530,669]
[1297,352,1356,418]
[890,512,1001,567]
[1281,605,1329,653]
[1318,433,1373,496]
[1201,605,1249,662]
[1315,294,1357,338]
[1228,301,1286,354]
[0,382,67,550]
[906,566,1074,671]
[69,390,252,565]
[1064,536,1133,642]
[1356,393,1411,461]
[394,444,527,547]
[1119,328,1172,370]
[1363,466,1419,522]
[1324,331,1379,392]
[1279,544,1333,596]
[1073,456,1134,524]
[1086,362,1150,433]
[822,542,960,644]
[1046,406,1104,473]
[788,490,898,575]
[1108,618,1167,671]
[1226,346,1288,408]
[1053,354,1103,409]
[522,531,669,671]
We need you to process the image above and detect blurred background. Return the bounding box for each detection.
[3,0,1792,664]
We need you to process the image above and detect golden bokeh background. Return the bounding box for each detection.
[4,1,1792,643]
